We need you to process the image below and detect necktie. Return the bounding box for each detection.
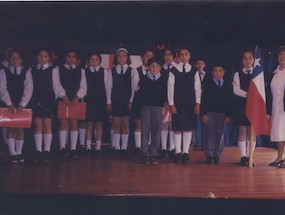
[13,68,17,76]
[153,75,156,81]
[199,73,203,82]
[246,70,251,75]
[218,80,221,88]
[167,65,171,71]
[121,66,124,74]
[70,66,73,70]
[94,67,97,72]
[41,66,44,70]
[182,64,186,73]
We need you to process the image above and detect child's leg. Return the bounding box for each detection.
[112,116,121,150]
[150,107,163,158]
[174,131,182,154]
[79,121,86,147]
[95,122,103,151]
[140,107,151,157]
[134,119,142,149]
[6,128,16,156]
[121,116,129,150]
[2,128,7,145]
[169,122,175,152]
[34,118,43,152]
[59,119,68,150]
[238,126,247,158]
[86,121,93,150]
[214,113,225,159]
[182,131,192,154]
[69,119,78,151]
[43,118,52,152]
[161,122,170,151]
[15,128,24,156]
[110,121,114,149]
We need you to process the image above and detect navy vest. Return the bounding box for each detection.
[59,66,81,100]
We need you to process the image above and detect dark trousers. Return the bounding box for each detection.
[204,112,225,158]
[141,106,163,157]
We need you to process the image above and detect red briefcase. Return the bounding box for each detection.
[57,101,86,120]
[0,108,32,128]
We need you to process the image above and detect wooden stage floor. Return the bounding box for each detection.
[0,147,284,200]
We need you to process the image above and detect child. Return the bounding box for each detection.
[267,46,285,168]
[106,48,139,158]
[58,49,87,158]
[140,57,170,164]
[132,49,154,158]
[160,47,176,159]
[84,52,108,156]
[201,64,232,164]
[0,50,33,163]
[191,58,209,150]
[168,47,202,164]
[232,50,256,166]
[29,49,65,162]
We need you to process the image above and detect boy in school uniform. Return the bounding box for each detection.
[140,57,171,164]
[201,64,232,164]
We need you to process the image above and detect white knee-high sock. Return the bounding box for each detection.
[44,134,52,152]
[174,134,182,154]
[114,134,121,150]
[7,138,16,156]
[96,141,102,151]
[238,141,247,158]
[79,128,86,146]
[15,139,24,155]
[169,131,175,151]
[86,140,92,150]
[34,134,43,152]
[246,141,256,157]
[161,130,168,150]
[70,131,78,150]
[110,129,114,148]
[134,131,141,149]
[182,132,192,154]
[59,130,67,150]
[148,132,151,145]
[121,134,129,150]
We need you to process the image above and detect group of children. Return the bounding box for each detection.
[0,46,267,167]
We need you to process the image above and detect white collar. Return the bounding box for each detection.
[274,65,285,73]
[242,67,253,74]
[176,62,192,73]
[89,65,101,72]
[64,63,76,69]
[163,62,175,70]
[36,63,50,70]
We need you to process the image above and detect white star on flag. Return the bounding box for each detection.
[254,58,261,68]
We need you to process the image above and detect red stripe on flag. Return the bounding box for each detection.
[246,80,269,135]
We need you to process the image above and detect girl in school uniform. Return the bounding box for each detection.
[232,50,256,166]
[106,48,139,158]
[29,49,65,162]
[168,47,201,164]
[132,49,154,158]
[267,46,285,168]
[84,52,108,156]
[58,49,87,159]
[160,47,176,159]
[0,50,33,163]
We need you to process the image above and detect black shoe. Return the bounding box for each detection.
[175,153,182,164]
[206,156,214,164]
[142,156,150,165]
[78,145,86,157]
[150,156,158,165]
[10,155,18,164]
[60,148,69,158]
[43,151,51,162]
[181,153,190,164]
[133,148,141,160]
[214,157,221,165]
[269,159,284,167]
[160,149,168,159]
[70,150,79,159]
[168,150,175,160]
[246,157,256,167]
[34,151,43,162]
[240,156,247,166]
[17,154,25,163]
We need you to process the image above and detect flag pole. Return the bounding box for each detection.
[249,126,256,168]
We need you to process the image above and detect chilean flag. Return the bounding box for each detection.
[245,46,269,135]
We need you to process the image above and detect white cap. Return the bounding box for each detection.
[116,48,128,55]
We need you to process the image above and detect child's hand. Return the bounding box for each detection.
[194,103,200,115]
[164,102,169,109]
[202,115,209,123]
[106,104,112,113]
[70,97,79,107]
[62,96,69,105]
[8,105,16,114]
[128,102,132,113]
[169,105,177,114]
[224,117,231,124]
[16,105,23,113]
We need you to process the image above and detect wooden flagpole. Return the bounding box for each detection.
[249,126,256,168]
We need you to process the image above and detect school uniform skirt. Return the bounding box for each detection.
[232,97,250,126]
[172,104,197,131]
[111,94,130,117]
[32,101,57,118]
[86,101,108,122]
[131,91,142,120]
